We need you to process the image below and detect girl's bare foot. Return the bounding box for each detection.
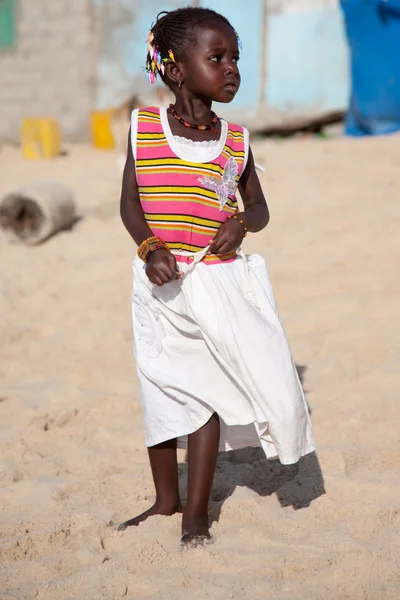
[180,414,220,547]
[180,512,212,547]
[118,501,180,531]
[117,438,181,531]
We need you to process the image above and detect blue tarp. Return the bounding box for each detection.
[340,0,400,136]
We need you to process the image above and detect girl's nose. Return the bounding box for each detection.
[225,63,238,76]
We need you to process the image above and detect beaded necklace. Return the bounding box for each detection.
[168,104,219,133]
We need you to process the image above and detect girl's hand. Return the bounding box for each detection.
[208,218,245,255]
[145,248,183,286]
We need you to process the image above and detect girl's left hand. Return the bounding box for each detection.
[208,218,245,255]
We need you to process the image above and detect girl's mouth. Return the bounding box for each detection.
[224,81,238,92]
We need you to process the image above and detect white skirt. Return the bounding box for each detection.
[131,248,316,465]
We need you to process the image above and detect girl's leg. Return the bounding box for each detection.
[118,438,180,530]
[181,413,220,544]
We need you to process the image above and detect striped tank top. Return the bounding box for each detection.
[131,106,249,264]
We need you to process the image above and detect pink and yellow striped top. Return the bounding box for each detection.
[132,106,248,264]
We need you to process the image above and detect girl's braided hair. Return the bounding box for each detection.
[146,7,236,84]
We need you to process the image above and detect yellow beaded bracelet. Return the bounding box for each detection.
[228,214,248,237]
[137,236,168,263]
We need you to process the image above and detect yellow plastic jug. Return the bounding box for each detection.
[21,118,61,160]
[90,110,115,149]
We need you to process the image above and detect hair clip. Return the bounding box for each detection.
[236,34,243,50]
[168,50,175,62]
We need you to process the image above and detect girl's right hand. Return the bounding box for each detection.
[145,249,183,286]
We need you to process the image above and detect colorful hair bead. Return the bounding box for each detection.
[145,29,178,83]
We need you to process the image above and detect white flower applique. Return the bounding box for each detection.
[198,157,239,211]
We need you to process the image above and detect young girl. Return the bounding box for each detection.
[120,7,316,546]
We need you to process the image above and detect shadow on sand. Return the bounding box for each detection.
[178,365,325,522]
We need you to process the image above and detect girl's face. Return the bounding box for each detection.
[180,21,241,103]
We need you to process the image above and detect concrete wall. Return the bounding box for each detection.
[92,0,186,110]
[266,0,349,116]
[0,0,94,142]
[0,0,349,142]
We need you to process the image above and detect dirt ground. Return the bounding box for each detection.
[1,131,399,599]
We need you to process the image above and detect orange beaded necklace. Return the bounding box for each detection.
[168,104,219,133]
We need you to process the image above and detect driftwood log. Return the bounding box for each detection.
[0,182,76,245]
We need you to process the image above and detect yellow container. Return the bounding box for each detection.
[90,109,115,149]
[21,118,61,160]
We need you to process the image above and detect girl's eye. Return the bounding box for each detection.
[233,56,240,63]
[209,55,221,62]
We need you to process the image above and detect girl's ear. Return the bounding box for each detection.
[165,61,184,88]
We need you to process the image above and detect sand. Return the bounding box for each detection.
[1,131,399,600]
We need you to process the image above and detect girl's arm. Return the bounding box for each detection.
[120,127,156,246]
[120,129,181,285]
[208,148,269,255]
[237,147,270,232]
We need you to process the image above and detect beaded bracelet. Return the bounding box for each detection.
[228,214,248,237]
[137,236,169,263]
